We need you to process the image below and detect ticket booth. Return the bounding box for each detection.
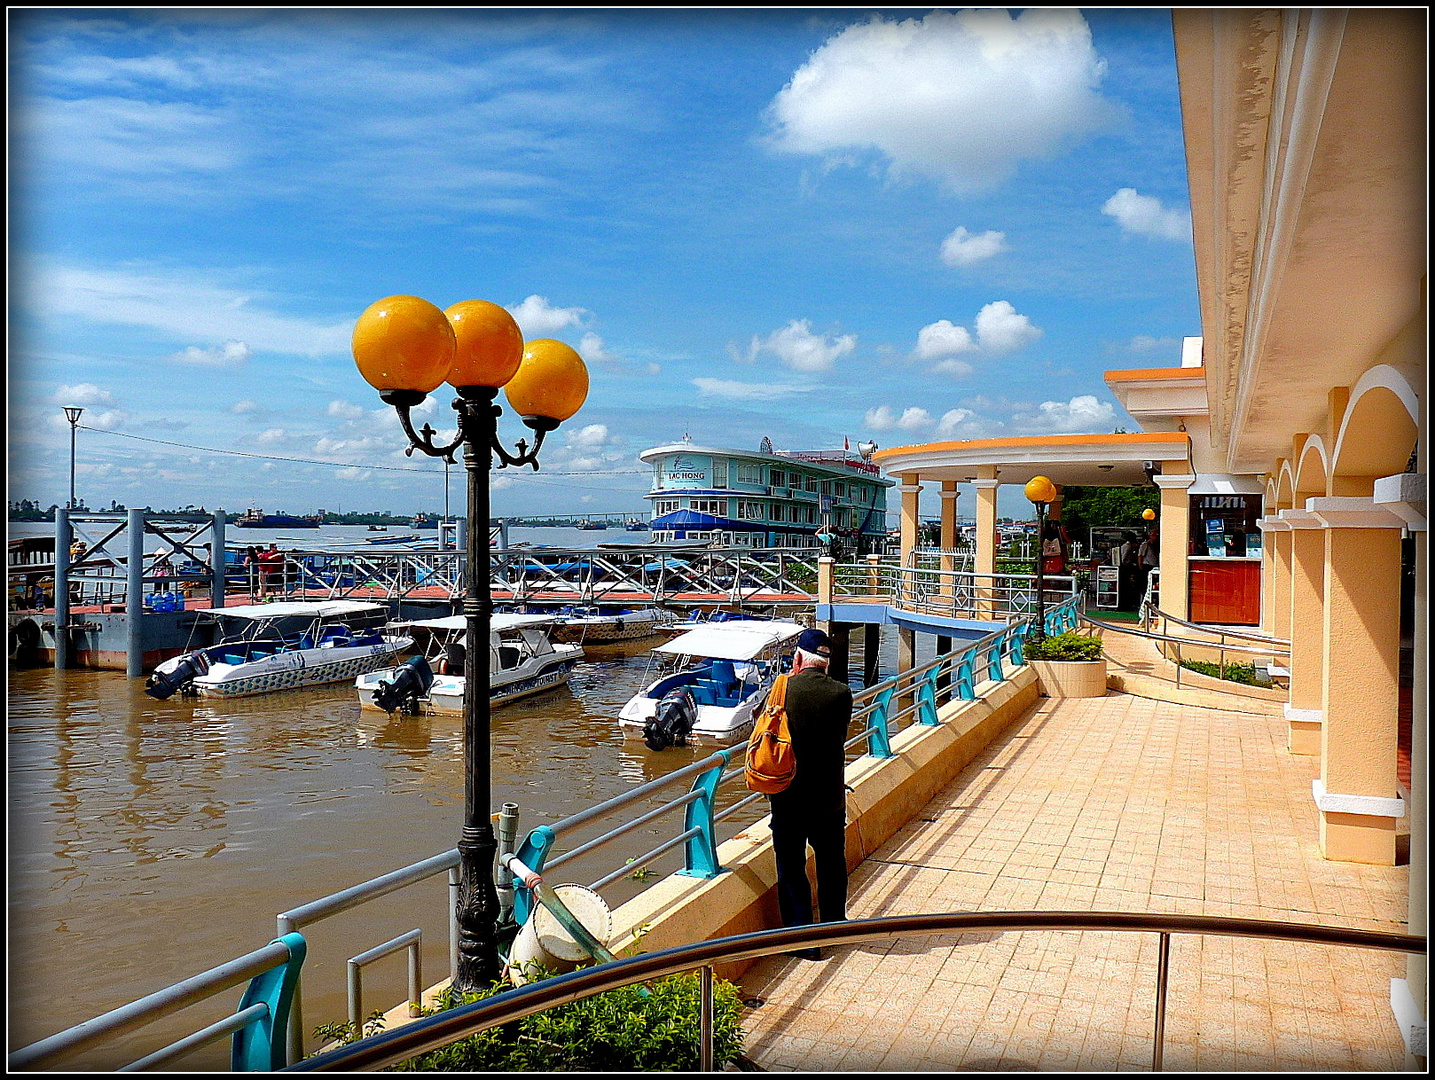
[1187,489,1263,625]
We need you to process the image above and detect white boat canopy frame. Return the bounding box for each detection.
[392,613,560,633]
[653,622,806,661]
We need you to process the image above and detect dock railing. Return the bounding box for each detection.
[830,559,1078,621]
[12,597,1080,1070]
[1076,602,1293,689]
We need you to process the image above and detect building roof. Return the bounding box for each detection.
[872,431,1192,488]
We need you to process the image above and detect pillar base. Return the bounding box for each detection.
[1283,704,1322,756]
[1318,810,1398,865]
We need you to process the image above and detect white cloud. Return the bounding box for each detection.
[915,319,976,361]
[507,294,588,336]
[748,319,856,373]
[1128,334,1178,352]
[28,262,351,356]
[1101,188,1191,242]
[932,358,975,376]
[231,399,258,414]
[1018,394,1116,433]
[167,339,251,366]
[939,226,1008,266]
[566,423,610,448]
[577,331,615,364]
[691,378,812,402]
[53,382,117,407]
[935,408,979,437]
[255,428,289,446]
[974,301,1042,353]
[864,405,936,433]
[327,399,365,421]
[645,362,662,376]
[767,9,1116,193]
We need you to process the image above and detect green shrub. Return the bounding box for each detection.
[314,968,745,1072]
[1024,631,1104,662]
[1179,659,1266,686]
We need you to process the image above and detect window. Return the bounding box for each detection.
[654,499,681,516]
[789,471,803,489]
[737,501,766,521]
[736,463,762,485]
[653,463,663,489]
[834,481,846,498]
[805,476,819,492]
[770,504,785,522]
[713,459,728,489]
[689,499,725,515]
[769,469,785,488]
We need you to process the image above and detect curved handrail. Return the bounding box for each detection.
[1079,611,1290,661]
[1143,602,1291,648]
[285,910,1424,1073]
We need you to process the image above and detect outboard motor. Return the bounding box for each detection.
[643,687,697,751]
[145,650,210,700]
[373,655,435,716]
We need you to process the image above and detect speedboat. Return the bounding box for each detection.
[658,608,770,635]
[356,613,583,714]
[617,620,806,749]
[550,606,678,644]
[145,600,411,700]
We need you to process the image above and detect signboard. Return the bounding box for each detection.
[660,454,711,488]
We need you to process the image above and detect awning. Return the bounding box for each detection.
[654,621,806,661]
[197,600,384,620]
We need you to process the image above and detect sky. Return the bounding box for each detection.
[8,7,1200,522]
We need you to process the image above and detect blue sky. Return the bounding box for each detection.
[8,8,1199,520]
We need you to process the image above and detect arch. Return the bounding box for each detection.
[1331,365,1420,480]
[1292,435,1329,500]
[1273,459,1296,511]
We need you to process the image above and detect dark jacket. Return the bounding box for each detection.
[769,669,853,817]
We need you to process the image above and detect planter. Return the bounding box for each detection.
[1029,659,1107,698]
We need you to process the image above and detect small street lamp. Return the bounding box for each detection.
[353,294,589,991]
[1024,475,1058,643]
[63,406,84,509]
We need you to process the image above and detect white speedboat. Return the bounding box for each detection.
[550,606,678,644]
[356,613,583,714]
[145,601,412,700]
[617,620,806,749]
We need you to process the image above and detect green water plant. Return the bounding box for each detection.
[1024,631,1104,662]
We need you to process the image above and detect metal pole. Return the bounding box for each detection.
[69,421,77,509]
[699,965,714,1071]
[1152,931,1171,1070]
[211,509,226,609]
[1033,502,1047,641]
[127,508,145,678]
[454,392,501,991]
[54,508,71,670]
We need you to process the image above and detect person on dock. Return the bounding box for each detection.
[260,544,283,597]
[766,627,852,960]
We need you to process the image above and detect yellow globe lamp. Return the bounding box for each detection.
[504,338,589,430]
[352,295,456,405]
[1025,475,1058,504]
[1142,507,1157,521]
[444,300,524,391]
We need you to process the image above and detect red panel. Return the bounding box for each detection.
[1188,561,1261,625]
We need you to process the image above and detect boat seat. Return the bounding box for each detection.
[709,660,739,697]
[222,654,245,666]
[689,684,718,706]
[298,635,314,650]
[497,646,522,670]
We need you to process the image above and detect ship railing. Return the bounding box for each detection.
[12,602,1078,1069]
[286,912,1424,1074]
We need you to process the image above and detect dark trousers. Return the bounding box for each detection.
[770,808,847,926]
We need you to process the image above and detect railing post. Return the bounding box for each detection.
[680,751,733,878]
[986,628,1007,682]
[917,667,941,725]
[1152,931,1171,1071]
[954,649,977,700]
[867,686,895,757]
[54,508,71,670]
[231,933,307,1073]
[865,553,882,597]
[700,964,715,1071]
[817,557,834,604]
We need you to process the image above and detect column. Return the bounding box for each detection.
[127,508,145,678]
[1271,521,1292,639]
[939,482,959,612]
[898,480,922,610]
[211,509,227,609]
[1257,515,1282,637]
[1310,496,1407,865]
[863,623,881,687]
[1153,473,1194,623]
[974,469,999,619]
[1281,508,1325,755]
[53,507,71,670]
[829,623,850,684]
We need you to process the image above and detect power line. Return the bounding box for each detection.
[77,424,651,482]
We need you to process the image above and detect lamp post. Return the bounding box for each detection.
[63,406,84,509]
[1025,475,1058,642]
[353,295,588,991]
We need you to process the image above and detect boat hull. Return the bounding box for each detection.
[551,610,676,644]
[189,638,413,698]
[356,654,579,713]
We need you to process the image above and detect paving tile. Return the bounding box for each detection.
[737,691,1410,1072]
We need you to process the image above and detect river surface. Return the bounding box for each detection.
[7,610,914,1070]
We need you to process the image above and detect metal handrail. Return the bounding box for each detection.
[1079,610,1291,690]
[284,910,1425,1073]
[1144,601,1292,648]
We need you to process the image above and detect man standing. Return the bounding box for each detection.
[768,627,853,960]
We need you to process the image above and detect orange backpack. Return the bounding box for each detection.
[744,674,796,794]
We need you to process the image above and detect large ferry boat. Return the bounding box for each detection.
[639,438,893,550]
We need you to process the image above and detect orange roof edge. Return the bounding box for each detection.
[1104,366,1206,381]
[873,431,1189,459]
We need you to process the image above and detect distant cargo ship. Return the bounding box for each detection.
[234,508,322,529]
[412,513,438,529]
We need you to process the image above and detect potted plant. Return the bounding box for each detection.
[1023,630,1107,698]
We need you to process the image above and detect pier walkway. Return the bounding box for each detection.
[736,689,1411,1071]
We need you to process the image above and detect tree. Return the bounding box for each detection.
[1058,486,1160,541]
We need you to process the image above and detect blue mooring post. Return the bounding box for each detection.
[867,685,895,757]
[54,507,71,670]
[212,509,226,609]
[128,508,145,678]
[230,932,307,1072]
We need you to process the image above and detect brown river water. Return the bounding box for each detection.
[7,627,906,1070]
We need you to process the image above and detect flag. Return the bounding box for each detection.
[844,436,850,451]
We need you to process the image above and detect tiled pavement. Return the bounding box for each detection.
[737,690,1412,1071]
